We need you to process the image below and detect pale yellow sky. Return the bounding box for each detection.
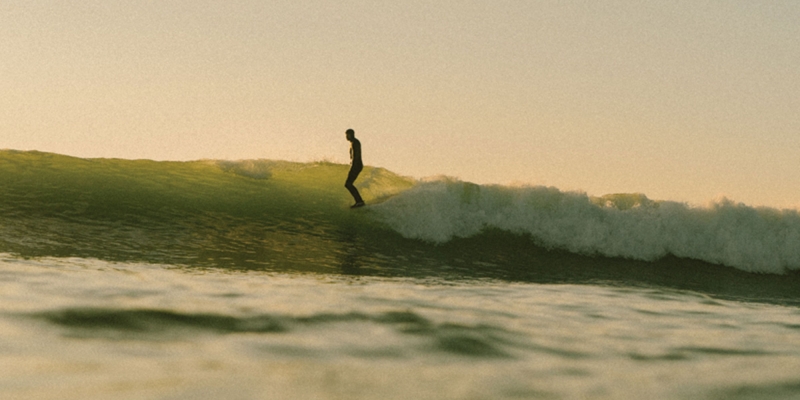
[1,1,798,208]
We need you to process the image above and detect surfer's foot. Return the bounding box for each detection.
[350,201,365,208]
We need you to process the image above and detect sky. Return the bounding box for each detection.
[1,1,798,208]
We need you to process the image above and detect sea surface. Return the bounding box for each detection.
[2,150,800,399]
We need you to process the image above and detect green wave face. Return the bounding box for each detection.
[0,150,412,221]
[0,150,414,271]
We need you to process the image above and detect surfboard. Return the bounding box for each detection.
[347,191,402,209]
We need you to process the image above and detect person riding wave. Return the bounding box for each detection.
[344,129,365,208]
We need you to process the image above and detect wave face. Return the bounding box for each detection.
[0,150,414,271]
[1,150,799,282]
[371,178,800,274]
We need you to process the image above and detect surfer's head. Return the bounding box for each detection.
[345,129,355,140]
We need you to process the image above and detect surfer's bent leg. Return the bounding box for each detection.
[345,166,364,205]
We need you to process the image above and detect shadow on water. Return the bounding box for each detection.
[335,229,366,276]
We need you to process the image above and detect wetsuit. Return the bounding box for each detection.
[345,137,364,205]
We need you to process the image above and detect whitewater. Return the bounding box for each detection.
[372,177,800,274]
[2,150,800,400]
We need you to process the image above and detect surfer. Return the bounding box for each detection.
[345,129,365,208]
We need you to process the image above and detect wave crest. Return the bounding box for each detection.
[370,178,800,274]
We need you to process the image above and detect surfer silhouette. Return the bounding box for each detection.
[345,129,365,208]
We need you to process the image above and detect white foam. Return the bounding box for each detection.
[370,178,800,274]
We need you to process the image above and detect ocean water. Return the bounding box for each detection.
[2,150,800,400]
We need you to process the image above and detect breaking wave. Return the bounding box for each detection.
[371,178,800,274]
